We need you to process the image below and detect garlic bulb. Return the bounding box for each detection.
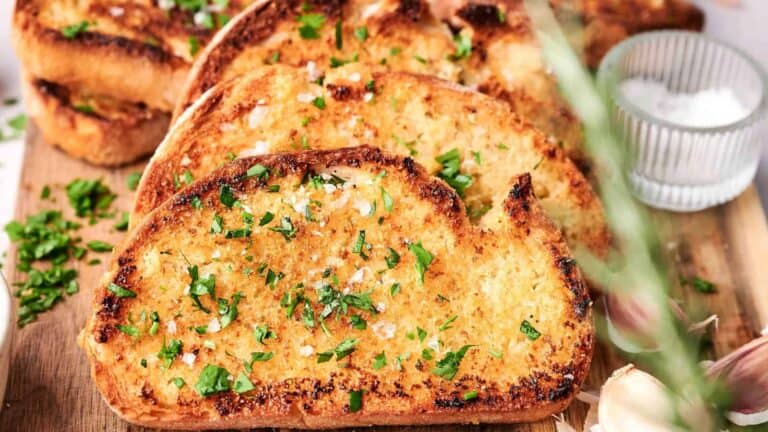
[706,335,768,426]
[605,294,717,353]
[604,293,663,353]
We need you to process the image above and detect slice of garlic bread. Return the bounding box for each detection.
[12,0,251,111]
[134,65,610,257]
[22,76,169,166]
[81,146,593,429]
[175,0,587,164]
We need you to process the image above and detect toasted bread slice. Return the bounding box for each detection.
[134,65,610,257]
[175,0,588,164]
[22,76,170,166]
[81,146,593,429]
[12,0,250,111]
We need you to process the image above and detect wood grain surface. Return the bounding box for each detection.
[1,126,766,431]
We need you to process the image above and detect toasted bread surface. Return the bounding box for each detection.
[12,0,251,111]
[175,0,589,163]
[135,65,610,257]
[22,76,170,166]
[82,146,593,429]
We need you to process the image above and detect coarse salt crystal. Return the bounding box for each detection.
[109,6,124,16]
[349,72,361,82]
[297,92,316,103]
[182,353,196,367]
[371,321,396,340]
[299,345,314,356]
[248,105,269,128]
[166,320,177,334]
[363,92,374,103]
[353,199,372,216]
[207,318,221,333]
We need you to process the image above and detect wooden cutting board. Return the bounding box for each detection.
[2,126,767,431]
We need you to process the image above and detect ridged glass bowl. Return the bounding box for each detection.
[597,31,768,211]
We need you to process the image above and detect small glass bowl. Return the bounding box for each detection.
[597,31,768,212]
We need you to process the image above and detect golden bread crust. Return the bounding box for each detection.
[82,146,593,429]
[22,76,170,166]
[135,65,610,256]
[12,0,250,111]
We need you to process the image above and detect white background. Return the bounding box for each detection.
[1,0,767,266]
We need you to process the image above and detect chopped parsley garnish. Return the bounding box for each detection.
[74,104,95,114]
[349,390,363,413]
[8,114,27,132]
[249,351,274,362]
[421,348,435,360]
[408,242,433,284]
[472,151,483,165]
[65,178,116,219]
[297,13,325,39]
[172,377,186,388]
[269,217,297,241]
[317,338,358,363]
[114,212,129,231]
[182,170,194,185]
[448,33,472,61]
[335,20,343,49]
[188,36,200,56]
[682,276,717,293]
[149,311,160,335]
[365,79,376,92]
[385,247,400,269]
[489,348,503,359]
[373,351,387,370]
[317,284,376,319]
[413,54,427,64]
[259,211,274,226]
[351,230,370,260]
[390,282,401,297]
[217,292,242,328]
[520,320,541,340]
[435,149,473,197]
[157,339,182,367]
[354,26,369,41]
[116,324,139,337]
[246,163,269,179]
[311,96,326,109]
[86,240,112,252]
[381,188,393,212]
[62,21,91,39]
[265,268,285,289]
[253,324,276,344]
[417,327,427,342]
[210,214,223,234]
[438,315,457,331]
[195,364,231,397]
[4,211,86,325]
[302,300,316,328]
[497,143,509,150]
[219,185,236,207]
[233,372,255,394]
[432,345,474,380]
[187,265,216,313]
[350,314,366,330]
[40,185,50,200]
[463,390,478,401]
[107,283,136,298]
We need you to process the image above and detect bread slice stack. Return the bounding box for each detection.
[68,0,701,428]
[12,0,702,167]
[12,0,247,165]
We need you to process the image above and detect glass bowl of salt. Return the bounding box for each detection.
[597,31,767,211]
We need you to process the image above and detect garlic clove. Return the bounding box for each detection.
[598,365,685,432]
[706,335,768,426]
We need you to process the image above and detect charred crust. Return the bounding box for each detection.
[434,396,466,409]
[98,294,121,319]
[504,173,534,226]
[326,83,364,101]
[457,3,504,27]
[140,383,158,405]
[396,0,426,21]
[555,256,590,318]
[95,323,115,344]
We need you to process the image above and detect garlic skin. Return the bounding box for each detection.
[706,335,768,426]
[604,293,662,353]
